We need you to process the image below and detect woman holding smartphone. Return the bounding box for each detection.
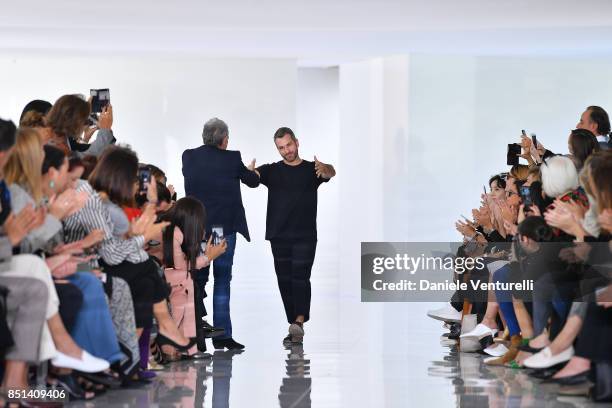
[158,197,227,358]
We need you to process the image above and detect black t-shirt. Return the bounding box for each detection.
[257,160,329,241]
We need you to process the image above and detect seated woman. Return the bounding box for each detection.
[42,145,124,366]
[157,197,226,359]
[44,94,115,157]
[64,145,195,353]
[1,127,110,400]
[63,154,143,382]
[0,275,48,397]
[525,151,611,391]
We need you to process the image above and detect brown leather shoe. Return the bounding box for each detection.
[485,335,522,366]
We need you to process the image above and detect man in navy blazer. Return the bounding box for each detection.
[182,117,259,351]
[576,106,611,150]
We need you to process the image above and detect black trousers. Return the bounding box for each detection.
[575,302,612,363]
[101,257,169,328]
[55,282,83,332]
[270,239,317,324]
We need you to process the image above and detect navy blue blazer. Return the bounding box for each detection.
[182,145,260,241]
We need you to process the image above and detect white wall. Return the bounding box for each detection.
[337,54,612,243]
[296,67,340,276]
[0,54,296,198]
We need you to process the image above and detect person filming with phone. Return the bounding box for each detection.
[45,94,116,157]
[182,117,259,351]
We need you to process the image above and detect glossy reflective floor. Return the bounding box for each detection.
[67,257,604,408]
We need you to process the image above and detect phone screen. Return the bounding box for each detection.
[90,88,110,113]
[507,143,521,166]
[519,185,532,206]
[531,134,538,149]
[138,168,151,193]
[211,225,224,245]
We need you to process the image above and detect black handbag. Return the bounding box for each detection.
[593,361,612,402]
[0,285,15,351]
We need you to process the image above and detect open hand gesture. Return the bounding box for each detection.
[314,156,335,179]
[4,205,40,246]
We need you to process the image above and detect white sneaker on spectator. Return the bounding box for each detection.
[459,323,498,340]
[483,343,509,357]
[522,346,574,369]
[426,304,462,323]
[52,350,110,373]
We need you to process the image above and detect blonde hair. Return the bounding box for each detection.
[585,150,612,211]
[4,127,44,202]
[579,159,593,197]
[509,164,529,181]
[527,166,541,182]
[19,111,46,128]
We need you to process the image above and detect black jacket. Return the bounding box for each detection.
[182,145,259,241]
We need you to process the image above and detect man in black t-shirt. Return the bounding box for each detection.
[254,127,335,345]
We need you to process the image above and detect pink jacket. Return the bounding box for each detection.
[163,227,210,354]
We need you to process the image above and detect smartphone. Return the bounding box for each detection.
[531,133,538,149]
[90,89,110,113]
[507,143,522,166]
[521,129,527,136]
[483,185,487,194]
[138,168,151,194]
[519,185,533,206]
[211,225,224,245]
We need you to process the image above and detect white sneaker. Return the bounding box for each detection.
[459,323,498,340]
[522,346,574,369]
[483,356,501,364]
[483,343,509,357]
[426,304,462,323]
[52,350,110,373]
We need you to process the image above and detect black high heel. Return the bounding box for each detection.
[150,342,169,365]
[155,333,197,352]
[48,373,95,401]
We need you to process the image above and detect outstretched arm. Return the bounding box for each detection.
[239,153,260,187]
[314,156,336,179]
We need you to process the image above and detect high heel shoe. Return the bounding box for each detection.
[48,373,95,401]
[150,342,169,365]
[155,333,197,352]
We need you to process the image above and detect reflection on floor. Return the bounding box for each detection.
[67,339,603,408]
[67,345,312,408]
[430,342,604,408]
[65,266,603,407]
[279,344,311,408]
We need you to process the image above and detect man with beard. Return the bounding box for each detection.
[253,127,335,345]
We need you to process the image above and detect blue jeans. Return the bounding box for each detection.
[493,265,521,336]
[68,272,123,364]
[195,233,237,339]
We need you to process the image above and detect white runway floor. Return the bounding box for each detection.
[66,249,603,408]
